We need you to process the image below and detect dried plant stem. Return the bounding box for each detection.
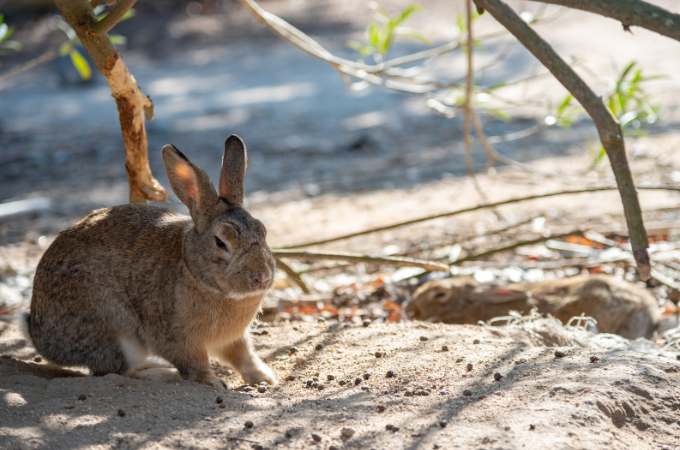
[273,250,449,272]
[449,229,583,265]
[281,185,680,249]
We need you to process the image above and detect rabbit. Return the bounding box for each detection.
[22,135,277,388]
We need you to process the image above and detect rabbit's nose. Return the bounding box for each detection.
[250,271,271,289]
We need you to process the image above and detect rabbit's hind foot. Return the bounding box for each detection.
[119,336,180,382]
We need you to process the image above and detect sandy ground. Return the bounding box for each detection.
[1,318,680,450]
[2,2,680,448]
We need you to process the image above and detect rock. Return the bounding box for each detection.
[407,275,659,338]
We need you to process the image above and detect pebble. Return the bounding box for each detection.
[376,405,386,413]
[462,390,472,397]
[385,424,399,432]
[215,396,223,404]
[327,374,335,381]
[339,380,346,386]
[285,375,296,381]
[33,356,42,363]
[257,386,267,393]
[244,420,254,429]
[340,427,355,440]
[590,355,600,363]
[554,350,566,358]
[386,370,396,378]
[419,336,429,342]
[362,373,370,380]
[441,345,449,352]
[466,363,473,372]
[493,372,503,381]
[439,420,448,428]
[117,409,126,417]
[285,427,303,439]
[288,347,299,355]
[473,339,480,344]
[311,433,322,443]
[529,424,536,430]
[77,394,87,401]
[315,344,323,351]
[375,351,383,358]
[362,319,371,327]
[354,377,362,386]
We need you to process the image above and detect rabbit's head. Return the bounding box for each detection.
[162,135,275,298]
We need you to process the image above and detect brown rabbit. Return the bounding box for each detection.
[23,135,277,388]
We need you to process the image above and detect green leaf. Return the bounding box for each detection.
[395,4,421,26]
[69,48,92,80]
[591,146,607,167]
[556,94,572,116]
[108,34,127,45]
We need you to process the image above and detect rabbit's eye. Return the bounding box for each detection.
[214,236,229,252]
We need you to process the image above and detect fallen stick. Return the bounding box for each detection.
[273,250,449,272]
[280,185,680,249]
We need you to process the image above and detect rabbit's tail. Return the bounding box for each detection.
[17,312,33,343]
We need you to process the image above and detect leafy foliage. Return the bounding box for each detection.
[349,3,429,62]
[548,61,660,166]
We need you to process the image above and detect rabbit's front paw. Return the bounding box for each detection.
[242,361,278,386]
[194,373,227,390]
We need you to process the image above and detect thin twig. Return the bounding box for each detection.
[0,49,58,90]
[93,0,137,34]
[279,185,680,249]
[475,0,651,280]
[449,229,584,265]
[275,256,311,294]
[273,250,449,272]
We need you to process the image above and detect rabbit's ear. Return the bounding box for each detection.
[162,144,218,230]
[219,134,247,206]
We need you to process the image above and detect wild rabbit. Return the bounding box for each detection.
[23,135,277,388]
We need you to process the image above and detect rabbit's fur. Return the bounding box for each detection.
[25,135,277,388]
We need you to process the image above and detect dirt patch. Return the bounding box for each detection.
[1,318,679,449]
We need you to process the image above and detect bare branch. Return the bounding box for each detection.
[54,0,165,203]
[273,250,450,272]
[528,0,680,42]
[280,185,680,249]
[475,0,650,280]
[93,0,137,35]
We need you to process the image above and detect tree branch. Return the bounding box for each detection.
[54,0,165,203]
[527,0,680,42]
[93,0,137,35]
[280,185,680,249]
[273,250,450,272]
[474,0,650,281]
